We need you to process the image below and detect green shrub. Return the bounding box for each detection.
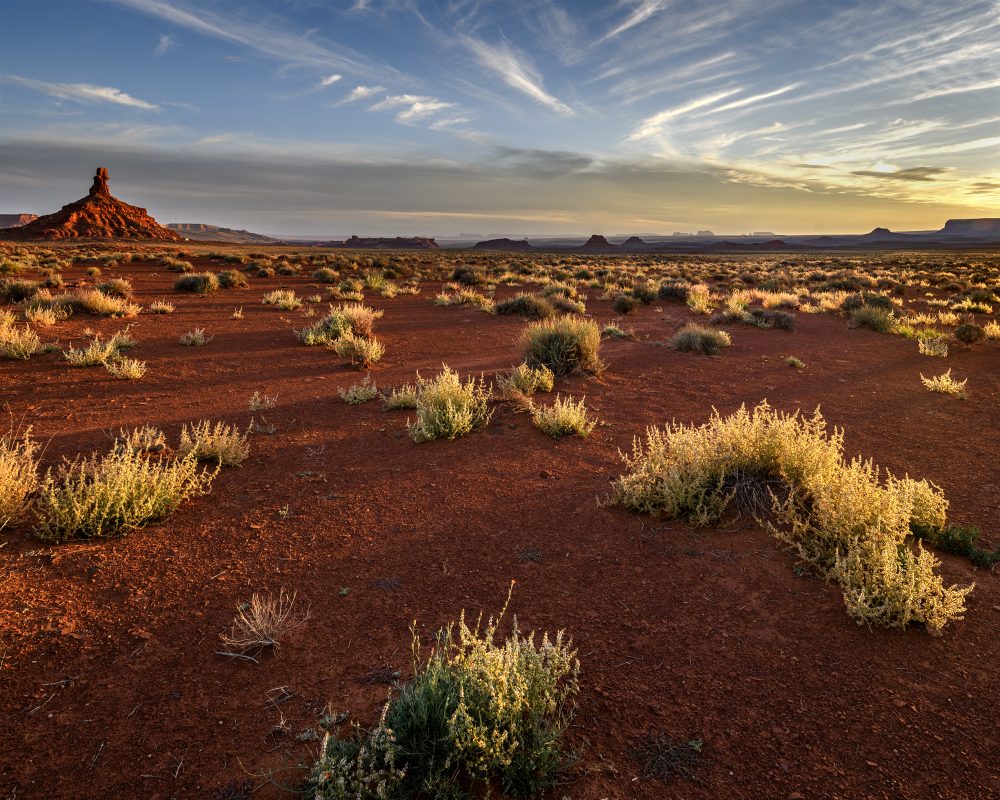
[408,366,493,442]
[848,306,895,333]
[495,293,555,319]
[532,395,596,438]
[96,278,133,298]
[298,303,383,345]
[497,363,555,396]
[308,594,579,799]
[612,294,638,314]
[610,403,971,632]
[178,421,249,466]
[174,272,220,294]
[179,328,211,346]
[218,269,249,289]
[313,267,339,283]
[0,431,39,529]
[0,278,41,302]
[104,357,147,380]
[382,383,418,410]
[35,444,217,541]
[521,316,602,376]
[669,324,731,355]
[954,323,984,344]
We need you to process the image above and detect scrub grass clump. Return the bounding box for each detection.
[531,395,597,438]
[521,316,602,376]
[382,383,419,410]
[339,375,380,404]
[669,325,731,355]
[0,317,41,360]
[262,289,302,310]
[178,421,250,466]
[308,593,579,799]
[496,293,556,319]
[610,402,971,633]
[35,441,217,541]
[0,431,39,530]
[174,272,220,294]
[408,366,493,442]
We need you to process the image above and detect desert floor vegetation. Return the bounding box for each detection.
[1,243,998,800]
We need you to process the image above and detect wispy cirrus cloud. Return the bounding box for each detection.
[698,83,802,115]
[602,0,668,41]
[626,89,740,141]
[340,85,384,104]
[154,33,176,56]
[317,74,342,89]
[459,34,573,116]
[3,74,159,110]
[106,0,403,81]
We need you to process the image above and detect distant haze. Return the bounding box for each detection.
[1,1,997,236]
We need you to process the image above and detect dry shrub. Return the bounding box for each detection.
[0,316,40,360]
[0,430,39,529]
[921,369,967,399]
[332,333,384,368]
[669,324,731,355]
[179,420,249,466]
[531,395,596,438]
[610,402,971,632]
[219,589,308,654]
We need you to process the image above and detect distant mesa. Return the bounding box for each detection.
[0,168,181,241]
[940,218,1000,237]
[580,234,616,250]
[0,213,39,228]
[339,235,439,250]
[472,237,534,251]
[621,236,646,249]
[167,223,277,244]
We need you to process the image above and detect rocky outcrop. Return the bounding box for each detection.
[167,223,277,244]
[939,219,1000,237]
[0,214,39,229]
[0,168,181,241]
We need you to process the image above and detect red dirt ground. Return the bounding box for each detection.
[2,254,999,799]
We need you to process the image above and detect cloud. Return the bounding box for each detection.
[154,34,176,56]
[626,89,740,141]
[850,166,950,182]
[341,84,384,103]
[460,35,574,115]
[699,83,803,115]
[370,94,456,123]
[106,0,402,81]
[317,74,342,89]
[4,74,159,110]
[602,0,668,40]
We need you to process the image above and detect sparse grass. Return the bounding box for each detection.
[179,328,211,346]
[0,430,39,530]
[497,363,555,396]
[332,333,384,368]
[148,299,175,314]
[531,395,597,438]
[382,383,419,410]
[262,289,302,310]
[610,402,971,632]
[104,357,147,380]
[921,369,967,399]
[218,269,249,289]
[53,289,139,317]
[63,330,133,366]
[918,337,949,357]
[786,356,805,368]
[297,303,382,345]
[434,285,495,313]
[23,306,62,326]
[219,589,309,655]
[35,443,217,541]
[602,323,631,339]
[339,375,379,404]
[669,325,731,355]
[178,421,250,466]
[308,592,578,799]
[249,391,277,412]
[408,365,493,442]
[522,316,602,376]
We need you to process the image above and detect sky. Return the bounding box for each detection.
[0,0,998,237]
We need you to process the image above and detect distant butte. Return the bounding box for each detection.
[0,168,181,241]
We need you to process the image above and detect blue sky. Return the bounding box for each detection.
[1,0,998,236]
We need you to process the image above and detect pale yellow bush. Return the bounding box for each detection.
[0,431,39,529]
[921,369,967,399]
[611,402,970,632]
[178,420,249,466]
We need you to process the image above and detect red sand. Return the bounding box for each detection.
[2,256,998,798]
